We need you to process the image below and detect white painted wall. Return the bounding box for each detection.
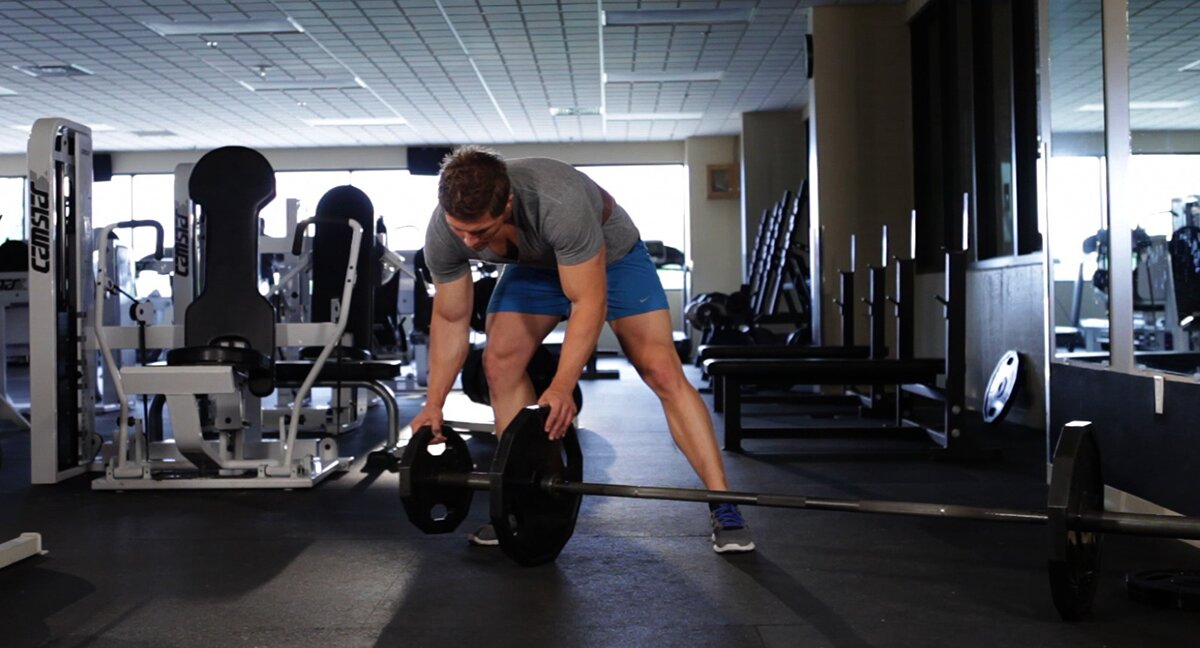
[684,136,742,297]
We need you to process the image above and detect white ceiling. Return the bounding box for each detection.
[1049,0,1200,133]
[0,0,846,154]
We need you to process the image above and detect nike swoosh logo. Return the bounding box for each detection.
[639,296,649,303]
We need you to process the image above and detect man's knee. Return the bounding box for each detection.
[635,348,687,394]
[483,343,531,391]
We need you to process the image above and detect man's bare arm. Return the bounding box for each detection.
[542,249,607,437]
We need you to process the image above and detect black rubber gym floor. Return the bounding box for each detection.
[0,361,1197,647]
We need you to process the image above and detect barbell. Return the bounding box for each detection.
[398,407,1200,621]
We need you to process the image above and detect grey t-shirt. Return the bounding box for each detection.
[424,157,641,283]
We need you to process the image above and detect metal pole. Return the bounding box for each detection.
[1077,511,1200,541]
[552,480,1048,525]
[439,472,1048,526]
[438,474,1200,541]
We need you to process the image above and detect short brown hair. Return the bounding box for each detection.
[438,145,510,222]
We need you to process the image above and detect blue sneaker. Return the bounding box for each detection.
[710,503,756,553]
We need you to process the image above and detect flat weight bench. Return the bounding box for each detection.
[697,344,873,410]
[704,357,944,452]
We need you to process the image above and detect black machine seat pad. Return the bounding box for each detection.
[703,358,944,384]
[275,360,402,384]
[299,345,373,361]
[167,345,272,371]
[166,345,275,397]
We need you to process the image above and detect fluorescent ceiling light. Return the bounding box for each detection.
[13,63,93,78]
[549,106,602,117]
[9,125,31,133]
[302,117,406,127]
[1078,101,1193,111]
[603,8,755,26]
[605,112,703,121]
[142,17,303,37]
[1179,59,1200,71]
[133,130,179,137]
[605,71,723,83]
[239,77,366,92]
[0,86,16,96]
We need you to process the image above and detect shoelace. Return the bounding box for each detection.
[712,504,745,529]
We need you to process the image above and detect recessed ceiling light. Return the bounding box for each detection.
[549,106,602,117]
[13,63,93,78]
[603,8,755,26]
[239,77,366,92]
[605,112,703,121]
[302,117,406,127]
[141,17,304,37]
[605,71,723,83]
[1077,101,1193,111]
[0,86,16,96]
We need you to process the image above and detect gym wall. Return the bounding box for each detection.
[686,135,743,297]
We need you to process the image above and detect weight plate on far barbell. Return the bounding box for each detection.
[1126,569,1200,610]
[490,407,584,567]
[399,426,475,534]
[983,350,1022,424]
[1047,421,1104,621]
[461,345,584,412]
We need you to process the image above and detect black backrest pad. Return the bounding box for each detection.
[312,185,375,350]
[186,146,277,355]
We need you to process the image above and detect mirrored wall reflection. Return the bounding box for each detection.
[1123,0,1200,375]
[1048,0,1109,362]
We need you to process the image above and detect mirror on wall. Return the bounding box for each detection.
[1120,0,1200,376]
[1047,0,1110,363]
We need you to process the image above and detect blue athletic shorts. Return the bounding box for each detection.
[487,240,669,321]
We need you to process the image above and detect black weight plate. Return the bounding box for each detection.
[526,346,584,412]
[461,346,491,405]
[1126,569,1200,610]
[460,345,584,412]
[983,350,1022,424]
[490,407,583,566]
[399,426,475,534]
[1047,421,1104,621]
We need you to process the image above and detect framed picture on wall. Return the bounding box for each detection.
[707,163,740,199]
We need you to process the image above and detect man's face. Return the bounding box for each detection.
[445,198,511,251]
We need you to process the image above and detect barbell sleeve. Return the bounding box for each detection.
[1076,511,1200,541]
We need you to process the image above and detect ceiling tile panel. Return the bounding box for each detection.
[0,0,829,151]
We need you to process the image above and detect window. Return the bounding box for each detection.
[0,177,23,243]
[349,169,439,251]
[259,171,351,238]
[578,164,688,288]
[86,163,689,293]
[1048,156,1105,282]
